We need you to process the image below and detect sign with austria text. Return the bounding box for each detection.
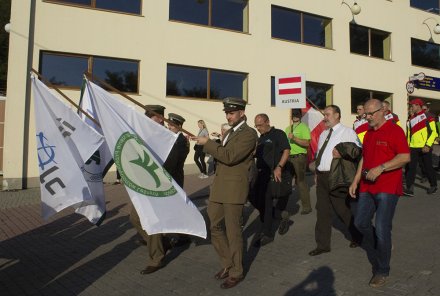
[275,74,306,108]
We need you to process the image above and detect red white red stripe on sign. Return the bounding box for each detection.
[275,74,306,109]
[278,77,302,95]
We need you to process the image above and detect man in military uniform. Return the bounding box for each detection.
[130,105,189,275]
[194,97,258,289]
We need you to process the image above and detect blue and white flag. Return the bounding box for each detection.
[85,80,207,238]
[32,76,104,220]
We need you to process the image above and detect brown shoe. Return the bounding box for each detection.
[369,275,388,288]
[140,264,162,275]
[214,267,230,280]
[220,276,244,289]
[308,248,330,256]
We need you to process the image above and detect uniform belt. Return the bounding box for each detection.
[316,170,330,174]
[290,153,306,158]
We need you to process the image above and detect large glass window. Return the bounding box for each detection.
[411,38,440,70]
[351,87,392,113]
[169,0,249,32]
[350,24,391,60]
[271,77,332,109]
[39,51,139,93]
[410,0,439,13]
[167,64,247,101]
[271,5,332,48]
[47,0,142,14]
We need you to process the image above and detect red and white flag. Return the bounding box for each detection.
[301,101,325,163]
[278,77,302,95]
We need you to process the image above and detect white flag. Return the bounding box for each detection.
[73,80,114,225]
[85,80,207,238]
[32,77,104,219]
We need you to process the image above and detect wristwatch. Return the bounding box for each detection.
[380,164,386,172]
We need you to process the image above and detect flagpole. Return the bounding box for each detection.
[84,72,195,137]
[306,97,324,115]
[31,69,100,127]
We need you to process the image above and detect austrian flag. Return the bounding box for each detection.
[278,76,302,95]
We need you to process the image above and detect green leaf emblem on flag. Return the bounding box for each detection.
[114,132,177,197]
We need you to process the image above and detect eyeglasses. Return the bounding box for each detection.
[364,107,382,117]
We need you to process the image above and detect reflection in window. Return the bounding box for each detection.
[271,5,332,48]
[350,24,391,60]
[93,57,139,93]
[271,77,332,109]
[410,0,439,13]
[169,0,249,32]
[48,0,142,14]
[39,51,139,92]
[411,38,440,70]
[40,53,88,87]
[167,64,247,101]
[351,88,392,113]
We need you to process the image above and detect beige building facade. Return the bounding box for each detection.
[4,0,440,189]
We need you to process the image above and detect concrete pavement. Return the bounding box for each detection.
[0,173,439,296]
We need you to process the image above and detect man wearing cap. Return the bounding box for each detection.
[404,98,438,195]
[194,97,257,289]
[130,104,173,275]
[285,108,312,215]
[164,113,190,188]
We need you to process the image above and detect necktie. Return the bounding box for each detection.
[315,128,333,169]
[223,129,234,146]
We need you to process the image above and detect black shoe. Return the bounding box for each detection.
[259,235,274,246]
[420,177,428,184]
[427,186,438,194]
[278,218,290,235]
[403,189,414,197]
[308,248,330,256]
[349,241,359,248]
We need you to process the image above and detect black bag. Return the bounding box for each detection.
[193,144,203,152]
[269,168,292,198]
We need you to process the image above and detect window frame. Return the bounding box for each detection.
[271,5,333,49]
[349,23,392,61]
[39,51,140,94]
[166,63,248,102]
[411,37,440,70]
[168,0,249,33]
[350,87,393,114]
[43,0,143,16]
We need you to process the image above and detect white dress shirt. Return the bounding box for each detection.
[316,123,361,172]
[222,120,245,145]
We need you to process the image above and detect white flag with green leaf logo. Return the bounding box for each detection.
[85,80,207,238]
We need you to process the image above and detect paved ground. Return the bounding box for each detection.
[0,172,439,296]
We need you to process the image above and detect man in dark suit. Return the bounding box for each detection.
[195,97,258,289]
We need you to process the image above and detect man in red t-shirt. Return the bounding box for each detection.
[349,99,410,289]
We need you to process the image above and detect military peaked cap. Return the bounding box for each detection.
[144,105,165,117]
[223,97,246,112]
[168,113,185,126]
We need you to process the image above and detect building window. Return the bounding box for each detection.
[271,77,332,109]
[350,24,391,60]
[411,38,440,70]
[169,0,249,33]
[271,5,332,48]
[351,87,392,114]
[39,51,139,93]
[167,64,247,101]
[410,0,440,13]
[46,0,142,15]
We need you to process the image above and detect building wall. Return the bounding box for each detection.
[4,0,440,189]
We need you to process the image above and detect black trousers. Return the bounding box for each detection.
[315,172,362,250]
[406,148,437,189]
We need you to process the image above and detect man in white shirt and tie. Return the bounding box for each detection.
[309,105,362,256]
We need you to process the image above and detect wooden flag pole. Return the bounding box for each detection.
[84,72,195,137]
[31,68,100,127]
[306,97,325,115]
